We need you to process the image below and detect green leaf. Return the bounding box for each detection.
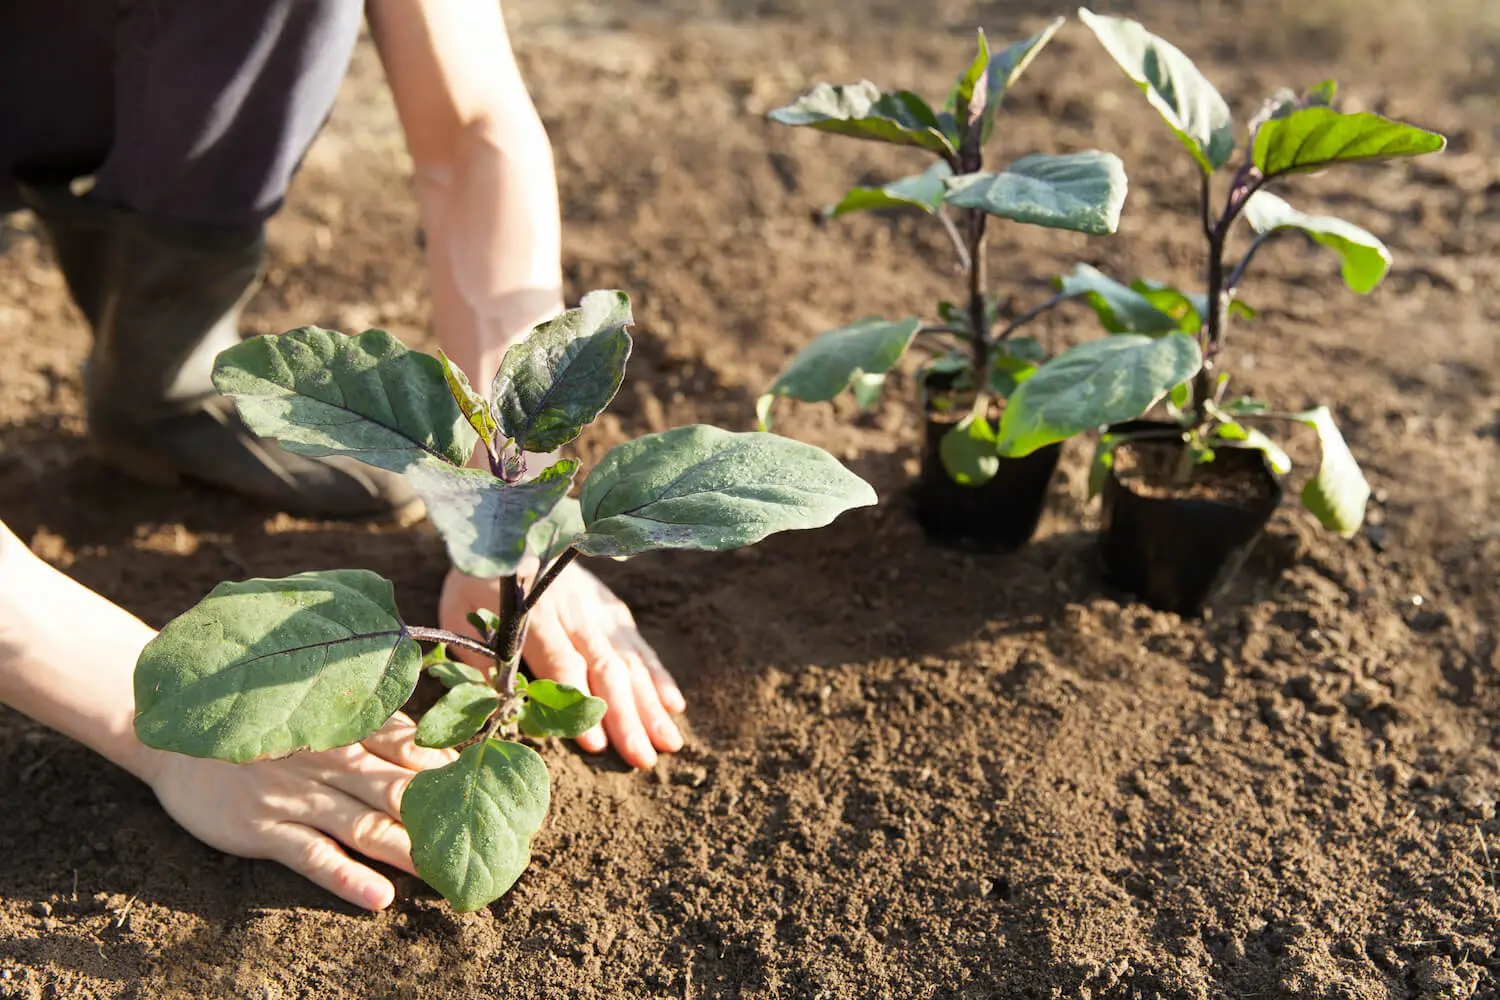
[465,608,501,639]
[1126,280,1255,334]
[1242,190,1391,294]
[415,682,501,749]
[756,317,921,429]
[936,301,970,332]
[767,81,955,156]
[490,290,632,453]
[942,151,1128,235]
[403,739,549,911]
[826,162,953,218]
[979,19,1066,142]
[526,495,584,568]
[850,371,887,412]
[1078,9,1235,174]
[134,570,420,763]
[996,332,1203,457]
[1252,107,1445,179]
[989,353,1039,399]
[1167,380,1192,416]
[1057,264,1180,335]
[1212,420,1292,474]
[428,657,489,690]
[944,29,991,146]
[1221,397,1270,416]
[1087,435,1118,500]
[939,412,1000,487]
[212,327,476,473]
[406,460,576,578]
[436,349,498,449]
[518,679,608,740]
[575,425,877,558]
[1293,406,1369,536]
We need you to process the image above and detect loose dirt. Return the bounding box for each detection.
[2,1,1497,997]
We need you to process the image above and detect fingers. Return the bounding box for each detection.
[263,822,397,911]
[628,652,683,753]
[630,634,685,714]
[286,786,418,877]
[524,613,605,753]
[585,650,658,769]
[361,712,459,771]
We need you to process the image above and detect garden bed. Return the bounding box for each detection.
[1,1,1497,997]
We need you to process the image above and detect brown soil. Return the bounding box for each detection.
[1115,439,1278,506]
[3,1,1499,998]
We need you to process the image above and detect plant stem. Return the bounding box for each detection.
[965,208,989,380]
[521,547,579,614]
[1224,230,1275,295]
[937,210,972,273]
[989,291,1069,344]
[495,574,525,664]
[405,626,496,661]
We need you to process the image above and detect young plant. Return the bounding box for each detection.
[1076,8,1446,533]
[757,22,1201,486]
[130,290,876,911]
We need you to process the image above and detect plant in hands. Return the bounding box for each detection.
[1077,8,1446,536]
[131,290,876,911]
[758,22,1201,505]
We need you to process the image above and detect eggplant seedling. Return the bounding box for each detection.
[130,291,876,911]
[757,22,1201,549]
[1074,8,1445,612]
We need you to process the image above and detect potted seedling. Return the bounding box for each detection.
[130,290,876,911]
[1072,8,1446,614]
[757,22,1201,551]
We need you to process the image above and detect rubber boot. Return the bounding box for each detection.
[18,181,421,520]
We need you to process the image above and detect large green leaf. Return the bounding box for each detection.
[768,81,955,157]
[756,317,922,429]
[939,412,1000,487]
[1056,263,1180,335]
[1252,107,1445,179]
[212,327,476,472]
[406,460,577,579]
[997,332,1203,457]
[518,679,608,740]
[403,739,549,912]
[1078,9,1235,174]
[1293,406,1369,536]
[942,152,1128,235]
[826,162,953,218]
[490,290,632,453]
[134,570,420,762]
[415,682,501,749]
[1242,190,1391,294]
[574,425,877,558]
[526,495,584,568]
[979,19,1066,142]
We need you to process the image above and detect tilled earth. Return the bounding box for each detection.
[1,1,1497,997]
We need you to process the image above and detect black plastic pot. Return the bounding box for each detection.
[913,378,1062,552]
[1098,420,1282,616]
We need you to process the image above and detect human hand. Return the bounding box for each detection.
[145,714,456,911]
[439,562,685,769]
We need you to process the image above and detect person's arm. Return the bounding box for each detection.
[0,520,454,910]
[368,1,686,769]
[367,0,561,393]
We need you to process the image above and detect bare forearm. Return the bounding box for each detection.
[369,0,565,394]
[0,522,163,784]
[417,116,564,393]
